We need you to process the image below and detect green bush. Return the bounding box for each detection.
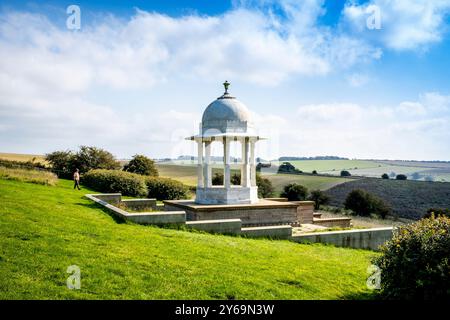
[340,170,351,177]
[381,173,389,179]
[82,169,148,197]
[281,183,308,201]
[123,154,158,176]
[308,189,330,210]
[373,216,450,300]
[423,208,450,219]
[145,177,189,200]
[277,162,302,174]
[256,174,274,198]
[344,189,390,218]
[396,174,407,180]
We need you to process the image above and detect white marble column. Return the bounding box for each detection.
[223,138,231,189]
[204,141,212,187]
[250,140,256,187]
[241,138,251,187]
[197,140,204,188]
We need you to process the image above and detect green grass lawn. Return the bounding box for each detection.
[0,178,377,299]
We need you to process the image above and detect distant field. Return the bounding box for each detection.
[326,178,450,220]
[285,160,386,173]
[0,152,46,163]
[157,163,352,194]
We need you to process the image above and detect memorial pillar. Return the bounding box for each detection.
[197,140,204,188]
[204,141,212,187]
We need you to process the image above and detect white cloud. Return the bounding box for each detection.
[286,93,450,160]
[343,0,450,51]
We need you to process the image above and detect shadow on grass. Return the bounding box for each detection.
[75,202,126,224]
[339,290,380,300]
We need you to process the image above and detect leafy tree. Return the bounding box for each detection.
[281,183,308,201]
[312,170,318,175]
[123,154,158,176]
[340,170,351,177]
[45,150,76,178]
[396,174,407,180]
[256,174,274,198]
[277,162,301,174]
[75,146,120,173]
[344,189,390,218]
[45,146,120,177]
[308,189,330,210]
[381,173,389,179]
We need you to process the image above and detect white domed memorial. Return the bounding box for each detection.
[163,82,316,230]
[186,81,263,205]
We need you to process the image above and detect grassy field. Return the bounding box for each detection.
[287,160,385,173]
[326,178,450,220]
[0,152,46,163]
[0,167,58,186]
[156,163,352,194]
[0,177,377,299]
[267,174,353,194]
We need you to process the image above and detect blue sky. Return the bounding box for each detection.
[1,0,450,160]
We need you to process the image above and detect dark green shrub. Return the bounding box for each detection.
[212,172,223,185]
[344,189,390,218]
[340,170,351,177]
[256,174,274,198]
[123,154,158,176]
[312,170,317,175]
[281,183,308,201]
[423,208,450,219]
[381,173,389,179]
[277,162,301,174]
[373,216,450,300]
[396,174,407,180]
[309,189,330,210]
[146,177,189,200]
[82,169,148,197]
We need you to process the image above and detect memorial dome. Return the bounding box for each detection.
[201,81,253,135]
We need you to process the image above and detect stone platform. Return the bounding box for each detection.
[163,199,314,227]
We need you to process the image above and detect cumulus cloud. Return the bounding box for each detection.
[343,0,450,51]
[287,93,450,160]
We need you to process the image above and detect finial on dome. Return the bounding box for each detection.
[223,80,230,94]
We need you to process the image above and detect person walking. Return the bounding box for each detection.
[73,168,81,190]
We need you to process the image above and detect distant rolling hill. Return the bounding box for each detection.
[325,178,450,220]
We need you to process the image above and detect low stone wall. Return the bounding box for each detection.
[291,227,394,251]
[241,225,292,239]
[164,199,300,226]
[121,199,157,211]
[294,201,315,224]
[186,219,242,235]
[92,193,122,205]
[313,217,351,228]
[85,194,185,225]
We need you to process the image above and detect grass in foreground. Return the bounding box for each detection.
[0,178,377,299]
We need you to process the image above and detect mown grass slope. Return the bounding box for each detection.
[0,178,376,299]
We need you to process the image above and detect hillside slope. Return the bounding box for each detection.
[0,178,375,299]
[325,178,450,220]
